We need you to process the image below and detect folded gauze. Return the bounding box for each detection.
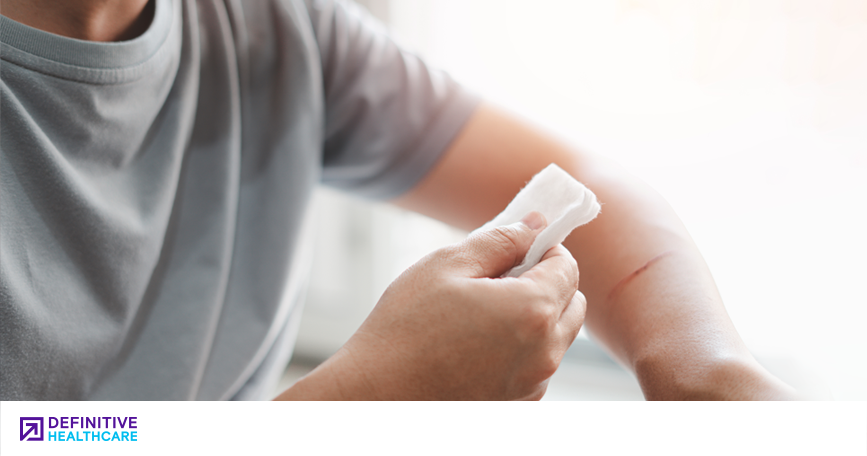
[473,164,601,278]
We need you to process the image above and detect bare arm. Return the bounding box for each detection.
[394,103,796,400]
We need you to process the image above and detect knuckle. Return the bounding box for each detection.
[437,244,468,264]
[436,244,459,258]
[517,300,557,339]
[545,256,576,286]
[419,246,449,271]
[485,226,521,255]
[442,245,474,269]
[551,260,579,301]
[539,352,561,379]
[560,256,579,288]
[460,251,488,277]
[568,256,579,283]
[573,291,588,316]
[444,243,489,276]
[459,227,525,275]
[539,303,558,323]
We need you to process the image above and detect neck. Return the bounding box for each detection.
[1,0,154,42]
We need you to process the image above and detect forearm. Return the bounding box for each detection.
[561,154,794,399]
[395,103,795,400]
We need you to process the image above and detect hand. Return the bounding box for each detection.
[277,211,585,400]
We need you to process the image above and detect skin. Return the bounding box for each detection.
[1,0,154,42]
[4,0,796,400]
[392,105,796,400]
[281,214,587,400]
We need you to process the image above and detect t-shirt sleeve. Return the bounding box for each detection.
[305,0,480,200]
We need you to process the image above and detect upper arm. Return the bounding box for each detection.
[305,0,479,199]
[392,103,585,231]
[391,102,693,305]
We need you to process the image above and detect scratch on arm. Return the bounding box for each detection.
[607,250,675,302]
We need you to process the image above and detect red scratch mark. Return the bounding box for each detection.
[607,250,675,302]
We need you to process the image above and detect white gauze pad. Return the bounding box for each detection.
[472,164,600,278]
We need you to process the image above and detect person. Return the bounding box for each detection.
[0,0,795,400]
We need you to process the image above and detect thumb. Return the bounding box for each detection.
[458,211,547,278]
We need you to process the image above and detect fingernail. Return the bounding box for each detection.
[520,211,545,230]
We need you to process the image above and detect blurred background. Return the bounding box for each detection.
[278,0,867,400]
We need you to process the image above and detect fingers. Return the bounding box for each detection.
[520,244,579,313]
[559,289,587,342]
[455,212,547,278]
[525,247,585,357]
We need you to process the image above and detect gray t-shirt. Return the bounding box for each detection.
[0,0,478,400]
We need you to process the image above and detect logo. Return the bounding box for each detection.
[20,417,44,441]
[17,416,138,442]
